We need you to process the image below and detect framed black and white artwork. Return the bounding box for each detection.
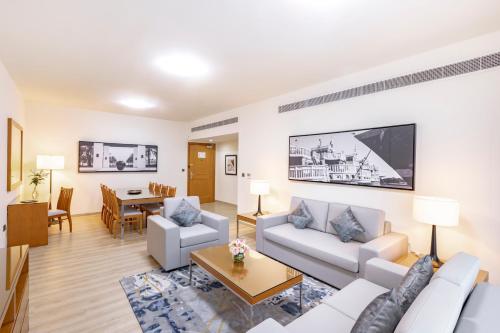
[289,124,416,190]
[78,141,158,173]
[225,155,237,175]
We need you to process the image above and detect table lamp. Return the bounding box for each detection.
[37,155,65,208]
[250,180,269,216]
[413,195,459,267]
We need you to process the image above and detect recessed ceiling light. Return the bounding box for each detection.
[117,97,157,110]
[209,139,214,142]
[154,52,211,78]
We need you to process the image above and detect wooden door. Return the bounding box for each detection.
[188,143,215,203]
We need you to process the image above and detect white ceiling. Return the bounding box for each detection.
[1,0,499,121]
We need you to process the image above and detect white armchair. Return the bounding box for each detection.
[147,196,229,271]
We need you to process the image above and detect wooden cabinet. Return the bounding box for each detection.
[7,195,49,247]
[0,245,29,333]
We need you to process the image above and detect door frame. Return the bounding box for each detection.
[187,142,216,202]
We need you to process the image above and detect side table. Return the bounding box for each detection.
[236,212,269,238]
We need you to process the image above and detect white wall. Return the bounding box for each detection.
[215,140,238,205]
[189,31,500,283]
[24,101,189,214]
[0,61,25,248]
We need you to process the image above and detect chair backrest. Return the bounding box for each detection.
[160,185,170,198]
[110,189,120,218]
[57,187,74,212]
[167,186,177,197]
[154,183,163,195]
[163,196,201,222]
[148,182,155,192]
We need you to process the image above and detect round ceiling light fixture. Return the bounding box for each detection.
[117,97,157,110]
[154,52,211,78]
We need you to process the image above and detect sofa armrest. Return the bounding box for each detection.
[364,258,409,289]
[358,232,408,277]
[256,212,288,252]
[147,215,181,271]
[247,318,289,333]
[201,210,229,244]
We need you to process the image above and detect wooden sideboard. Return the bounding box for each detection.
[7,195,49,247]
[0,245,29,333]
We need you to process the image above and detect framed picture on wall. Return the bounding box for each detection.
[289,123,416,190]
[225,155,237,176]
[78,141,158,173]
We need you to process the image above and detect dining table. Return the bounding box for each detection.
[114,188,163,239]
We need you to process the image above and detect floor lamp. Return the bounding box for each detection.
[413,195,459,268]
[37,155,65,209]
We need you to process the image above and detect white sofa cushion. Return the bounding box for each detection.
[179,224,218,248]
[164,196,202,223]
[455,283,500,333]
[286,304,355,333]
[322,278,388,320]
[395,278,464,333]
[326,202,385,243]
[264,223,361,272]
[290,196,329,232]
[431,252,480,299]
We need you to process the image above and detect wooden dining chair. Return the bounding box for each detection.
[141,185,169,221]
[109,190,143,238]
[100,184,107,224]
[48,187,74,232]
[103,186,114,229]
[167,186,177,197]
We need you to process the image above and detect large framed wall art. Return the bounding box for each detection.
[78,141,158,173]
[289,124,416,190]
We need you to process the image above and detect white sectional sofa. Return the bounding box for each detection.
[147,196,229,271]
[256,197,408,288]
[248,252,482,333]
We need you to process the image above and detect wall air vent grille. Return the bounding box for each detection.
[278,51,500,113]
[191,117,238,132]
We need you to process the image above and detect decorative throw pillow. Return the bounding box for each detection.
[351,289,404,333]
[287,200,314,229]
[330,207,365,242]
[170,199,201,227]
[393,255,434,312]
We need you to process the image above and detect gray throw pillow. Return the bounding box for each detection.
[330,207,365,242]
[170,199,201,227]
[393,255,434,312]
[287,200,314,229]
[351,289,403,333]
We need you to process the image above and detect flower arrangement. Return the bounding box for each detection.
[229,238,250,263]
[29,169,49,199]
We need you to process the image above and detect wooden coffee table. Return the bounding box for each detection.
[189,245,303,310]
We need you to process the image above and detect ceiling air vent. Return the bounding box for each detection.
[191,117,238,132]
[278,51,500,113]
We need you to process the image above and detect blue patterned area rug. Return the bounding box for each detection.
[120,265,336,333]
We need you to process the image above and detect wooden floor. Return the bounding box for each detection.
[29,201,254,333]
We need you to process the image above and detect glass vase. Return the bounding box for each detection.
[233,253,245,263]
[32,186,39,200]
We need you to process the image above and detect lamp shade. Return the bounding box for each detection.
[36,155,65,170]
[413,195,459,227]
[250,180,270,195]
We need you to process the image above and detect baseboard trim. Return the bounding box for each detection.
[73,212,101,217]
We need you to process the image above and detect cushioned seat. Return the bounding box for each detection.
[124,207,142,216]
[286,304,355,333]
[263,223,361,272]
[322,278,388,320]
[48,209,67,217]
[179,223,218,248]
